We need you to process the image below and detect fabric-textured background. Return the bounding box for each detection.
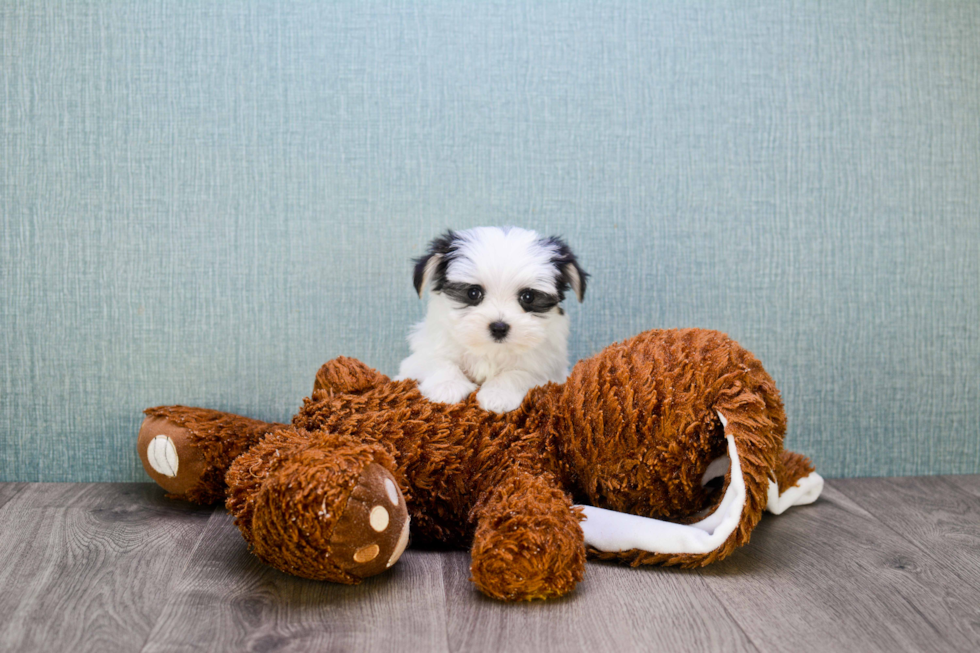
[2,1,978,482]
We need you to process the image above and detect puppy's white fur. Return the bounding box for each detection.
[396,227,586,413]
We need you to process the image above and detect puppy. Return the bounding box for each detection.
[396,227,587,413]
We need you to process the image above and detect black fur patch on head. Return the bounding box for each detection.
[544,235,589,302]
[413,230,461,296]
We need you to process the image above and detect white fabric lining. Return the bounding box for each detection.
[766,472,824,515]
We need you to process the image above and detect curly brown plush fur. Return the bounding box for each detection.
[138,328,816,601]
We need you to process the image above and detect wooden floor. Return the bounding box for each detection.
[0,477,978,653]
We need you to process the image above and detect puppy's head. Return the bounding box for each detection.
[413,227,588,351]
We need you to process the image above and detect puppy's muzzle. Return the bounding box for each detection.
[489,321,510,342]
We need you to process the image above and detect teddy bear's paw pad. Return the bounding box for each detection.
[329,463,411,578]
[137,416,208,496]
[147,435,178,477]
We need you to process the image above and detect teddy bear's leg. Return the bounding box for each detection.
[138,406,286,504]
[225,427,411,584]
[469,468,585,601]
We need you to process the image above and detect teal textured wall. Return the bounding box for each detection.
[2,1,978,481]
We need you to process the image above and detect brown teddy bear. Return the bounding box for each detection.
[138,328,822,601]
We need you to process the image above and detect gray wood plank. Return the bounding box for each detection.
[2,479,979,653]
[0,483,215,653]
[694,482,980,653]
[0,482,28,511]
[946,474,980,498]
[834,476,980,590]
[443,550,758,653]
[140,510,450,653]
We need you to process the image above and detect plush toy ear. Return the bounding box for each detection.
[412,231,459,298]
[547,236,589,302]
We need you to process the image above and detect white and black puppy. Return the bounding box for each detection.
[396,227,587,413]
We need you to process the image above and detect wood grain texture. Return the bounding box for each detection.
[140,510,450,653]
[946,474,980,498]
[0,484,214,653]
[443,550,757,653]
[3,481,980,652]
[0,482,28,511]
[834,475,980,591]
[696,481,980,653]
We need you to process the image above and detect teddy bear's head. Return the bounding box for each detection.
[550,330,737,523]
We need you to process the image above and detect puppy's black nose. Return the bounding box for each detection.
[489,321,510,341]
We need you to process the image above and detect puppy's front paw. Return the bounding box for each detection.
[477,385,526,413]
[419,377,477,405]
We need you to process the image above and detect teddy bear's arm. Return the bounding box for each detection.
[469,466,586,601]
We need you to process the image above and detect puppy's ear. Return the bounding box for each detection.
[547,236,589,302]
[562,259,588,302]
[413,231,458,298]
[412,254,440,298]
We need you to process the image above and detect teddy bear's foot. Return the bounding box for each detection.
[227,432,410,584]
[138,414,208,498]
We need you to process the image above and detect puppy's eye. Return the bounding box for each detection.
[467,286,484,302]
[517,288,559,314]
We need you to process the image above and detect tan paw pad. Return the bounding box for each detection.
[354,544,380,563]
[369,505,389,532]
